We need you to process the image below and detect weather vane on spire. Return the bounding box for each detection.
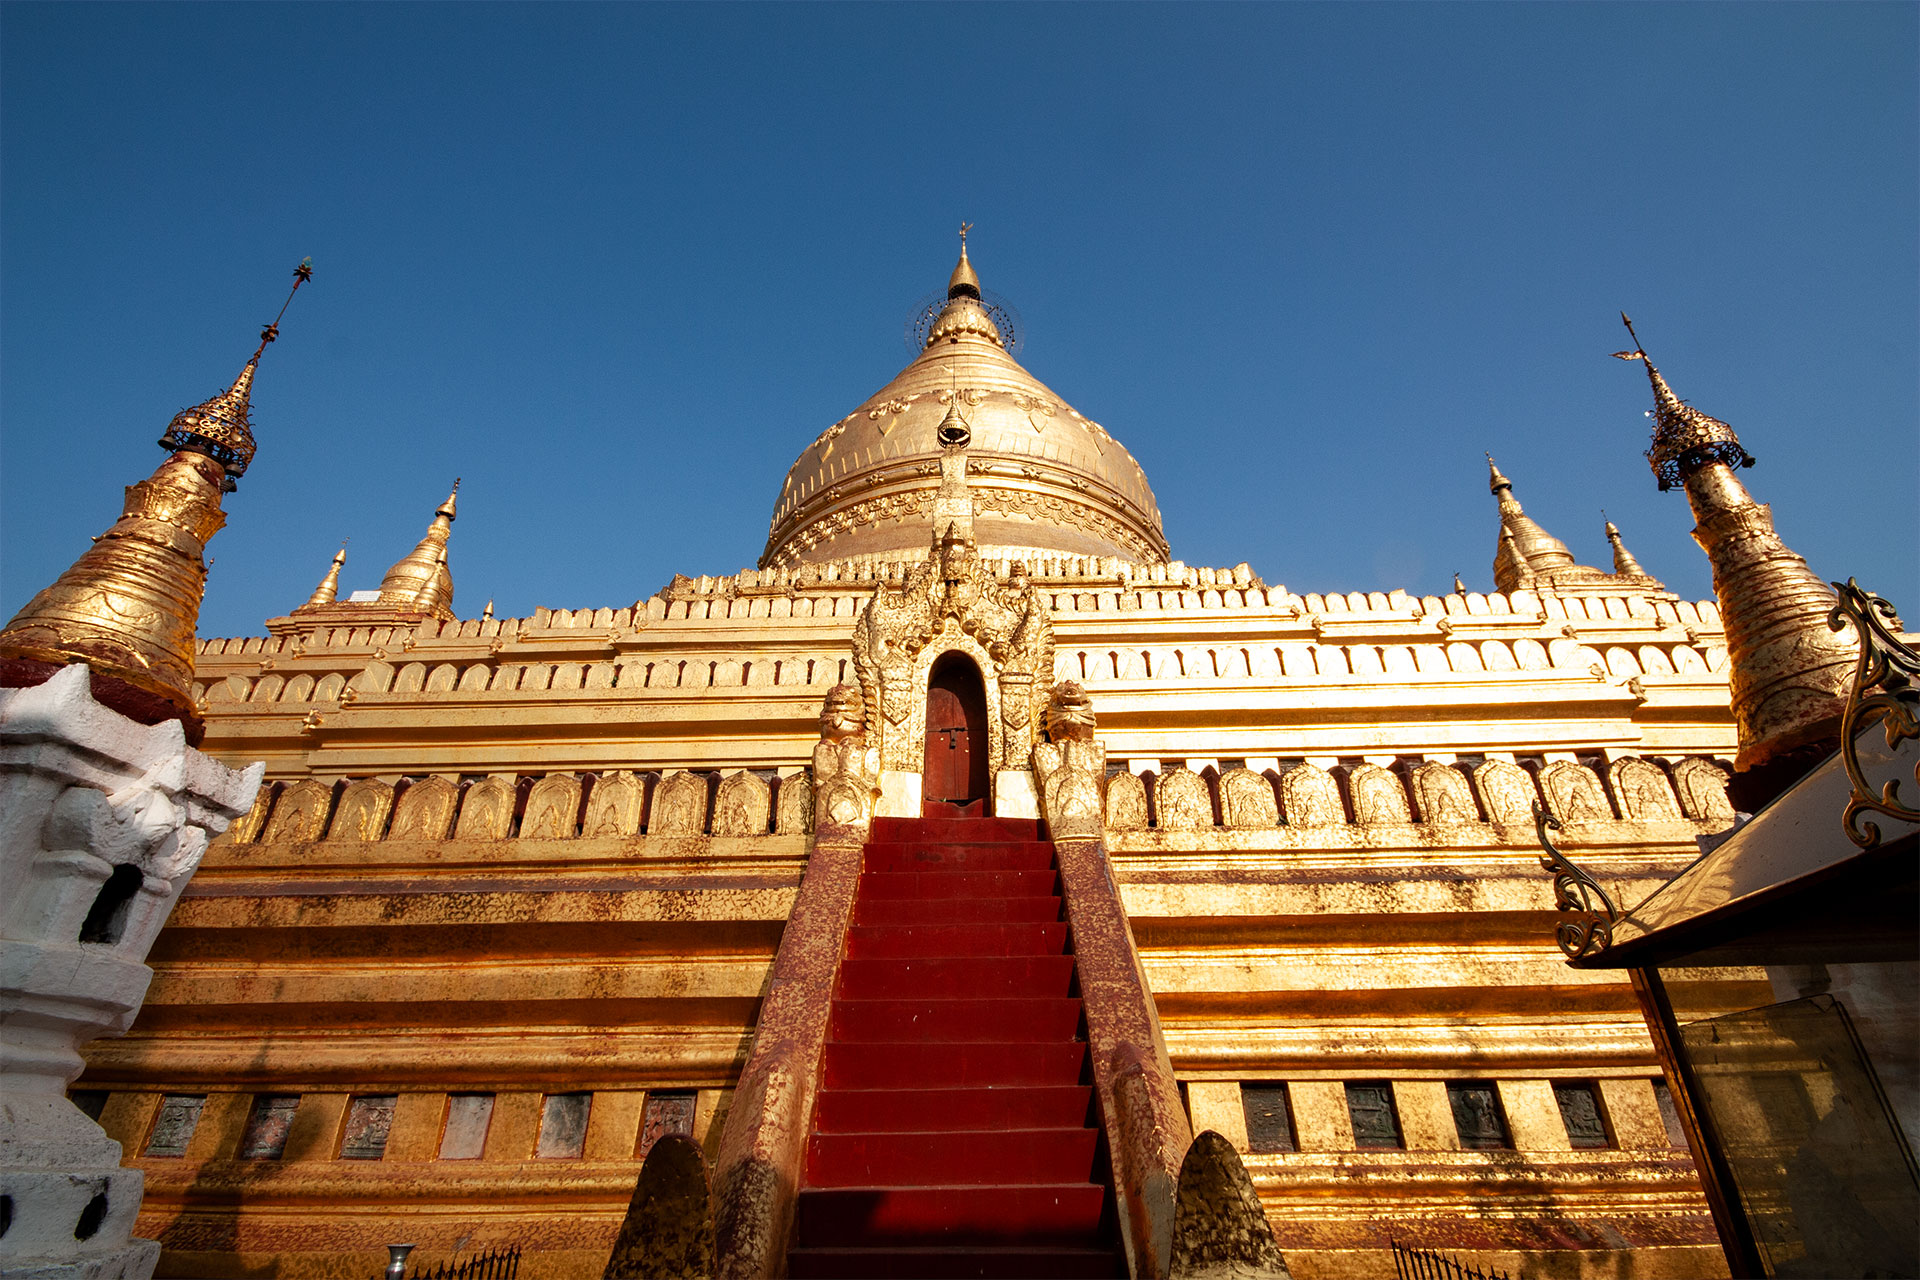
[959,221,972,247]
[253,257,315,361]
[1611,312,1647,363]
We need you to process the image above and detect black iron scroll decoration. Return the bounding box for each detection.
[1535,802,1620,960]
[1828,579,1920,849]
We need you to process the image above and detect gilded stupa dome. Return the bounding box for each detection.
[761,242,1168,568]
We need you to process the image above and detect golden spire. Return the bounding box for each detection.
[1498,525,1537,589]
[948,222,981,299]
[1603,517,1648,578]
[1453,572,1468,595]
[925,228,1003,349]
[377,480,459,617]
[1616,315,1853,773]
[0,261,312,737]
[304,543,348,607]
[482,599,494,621]
[1486,454,1575,591]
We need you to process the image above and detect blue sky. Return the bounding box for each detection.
[3,3,1914,638]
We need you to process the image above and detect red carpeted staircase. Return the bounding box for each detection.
[787,814,1128,1279]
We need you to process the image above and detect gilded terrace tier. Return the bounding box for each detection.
[69,564,1751,1279]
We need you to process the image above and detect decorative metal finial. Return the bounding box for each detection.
[158,258,313,487]
[1609,313,1754,490]
[959,221,972,247]
[1453,572,1467,595]
[252,257,315,361]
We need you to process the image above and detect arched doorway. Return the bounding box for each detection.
[923,652,990,816]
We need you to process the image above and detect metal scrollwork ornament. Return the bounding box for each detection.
[1535,802,1619,960]
[1828,579,1920,849]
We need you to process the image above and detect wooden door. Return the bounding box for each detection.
[923,686,972,803]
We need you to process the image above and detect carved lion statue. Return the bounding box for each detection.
[1045,681,1097,742]
[819,683,866,742]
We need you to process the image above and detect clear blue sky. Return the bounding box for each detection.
[4,3,1914,639]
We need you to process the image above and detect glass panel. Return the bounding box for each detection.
[639,1091,696,1157]
[1446,1082,1509,1150]
[1345,1082,1402,1149]
[439,1093,495,1160]
[1676,994,1919,1278]
[238,1095,300,1159]
[340,1094,397,1160]
[1553,1083,1611,1149]
[1241,1084,1295,1153]
[143,1094,205,1157]
[538,1092,592,1159]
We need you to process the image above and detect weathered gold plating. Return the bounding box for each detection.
[0,449,230,719]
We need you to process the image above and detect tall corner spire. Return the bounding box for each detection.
[304,543,348,607]
[377,480,459,618]
[0,260,313,739]
[1613,315,1853,777]
[948,222,981,300]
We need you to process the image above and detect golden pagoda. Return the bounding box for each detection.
[71,240,1783,1280]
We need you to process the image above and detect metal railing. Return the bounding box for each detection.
[381,1245,521,1280]
[1391,1238,1511,1280]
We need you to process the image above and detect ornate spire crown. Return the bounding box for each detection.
[1613,313,1754,492]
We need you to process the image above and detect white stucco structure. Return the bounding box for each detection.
[1,665,261,1280]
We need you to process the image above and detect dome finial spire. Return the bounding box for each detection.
[376,480,459,618]
[948,222,981,300]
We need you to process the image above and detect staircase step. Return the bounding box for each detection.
[849,922,1068,959]
[871,816,1047,843]
[806,1126,1100,1187]
[822,1041,1087,1089]
[864,842,1059,873]
[838,955,1075,999]
[831,997,1082,1043]
[793,1184,1109,1248]
[812,1086,1094,1133]
[787,1245,1126,1279]
[855,895,1063,927]
[859,870,1059,900]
